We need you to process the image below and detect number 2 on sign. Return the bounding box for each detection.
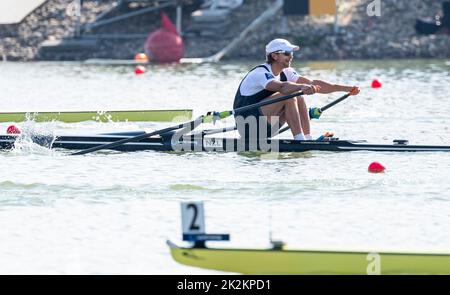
[187,204,200,230]
[181,202,205,235]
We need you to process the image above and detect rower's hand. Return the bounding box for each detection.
[348,86,360,96]
[302,85,320,95]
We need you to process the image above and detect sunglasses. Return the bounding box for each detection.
[274,51,294,57]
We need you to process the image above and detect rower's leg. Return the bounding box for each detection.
[260,93,303,136]
[296,96,311,136]
[282,97,303,135]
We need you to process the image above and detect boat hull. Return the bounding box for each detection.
[168,242,450,274]
[2,134,450,152]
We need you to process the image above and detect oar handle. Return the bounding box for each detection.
[319,93,350,113]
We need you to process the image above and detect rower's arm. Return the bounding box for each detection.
[296,77,355,94]
[266,80,317,95]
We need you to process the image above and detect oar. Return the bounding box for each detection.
[71,91,305,155]
[309,92,351,119]
[278,92,352,134]
[71,116,205,155]
[319,92,351,112]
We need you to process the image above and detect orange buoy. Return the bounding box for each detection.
[368,161,386,173]
[134,53,149,62]
[6,125,21,134]
[371,79,382,88]
[134,65,146,75]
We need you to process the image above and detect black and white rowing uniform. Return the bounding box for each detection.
[234,63,300,117]
[233,63,300,137]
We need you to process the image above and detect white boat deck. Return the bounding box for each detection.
[0,0,47,24]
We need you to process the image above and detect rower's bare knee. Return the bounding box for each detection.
[297,96,307,107]
[284,97,298,107]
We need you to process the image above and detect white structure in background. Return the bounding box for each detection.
[66,0,82,37]
[0,0,47,24]
[200,0,243,10]
[189,0,244,37]
[181,0,283,63]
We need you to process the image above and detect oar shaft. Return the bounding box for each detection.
[278,125,290,134]
[319,93,350,112]
[71,116,204,155]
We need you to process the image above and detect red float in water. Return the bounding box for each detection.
[6,125,21,134]
[371,79,382,88]
[145,12,184,63]
[368,161,386,173]
[134,65,146,75]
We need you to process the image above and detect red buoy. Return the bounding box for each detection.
[371,79,382,88]
[7,125,21,134]
[144,12,184,63]
[134,65,146,75]
[368,161,386,173]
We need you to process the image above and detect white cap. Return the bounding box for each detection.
[265,38,300,55]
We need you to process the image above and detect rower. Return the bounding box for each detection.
[233,38,360,141]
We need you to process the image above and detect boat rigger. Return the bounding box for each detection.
[0,109,193,123]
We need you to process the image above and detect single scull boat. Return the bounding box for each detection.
[167,240,450,274]
[1,132,450,152]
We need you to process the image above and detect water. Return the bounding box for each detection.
[1,59,450,274]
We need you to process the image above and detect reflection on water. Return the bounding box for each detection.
[237,150,316,160]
